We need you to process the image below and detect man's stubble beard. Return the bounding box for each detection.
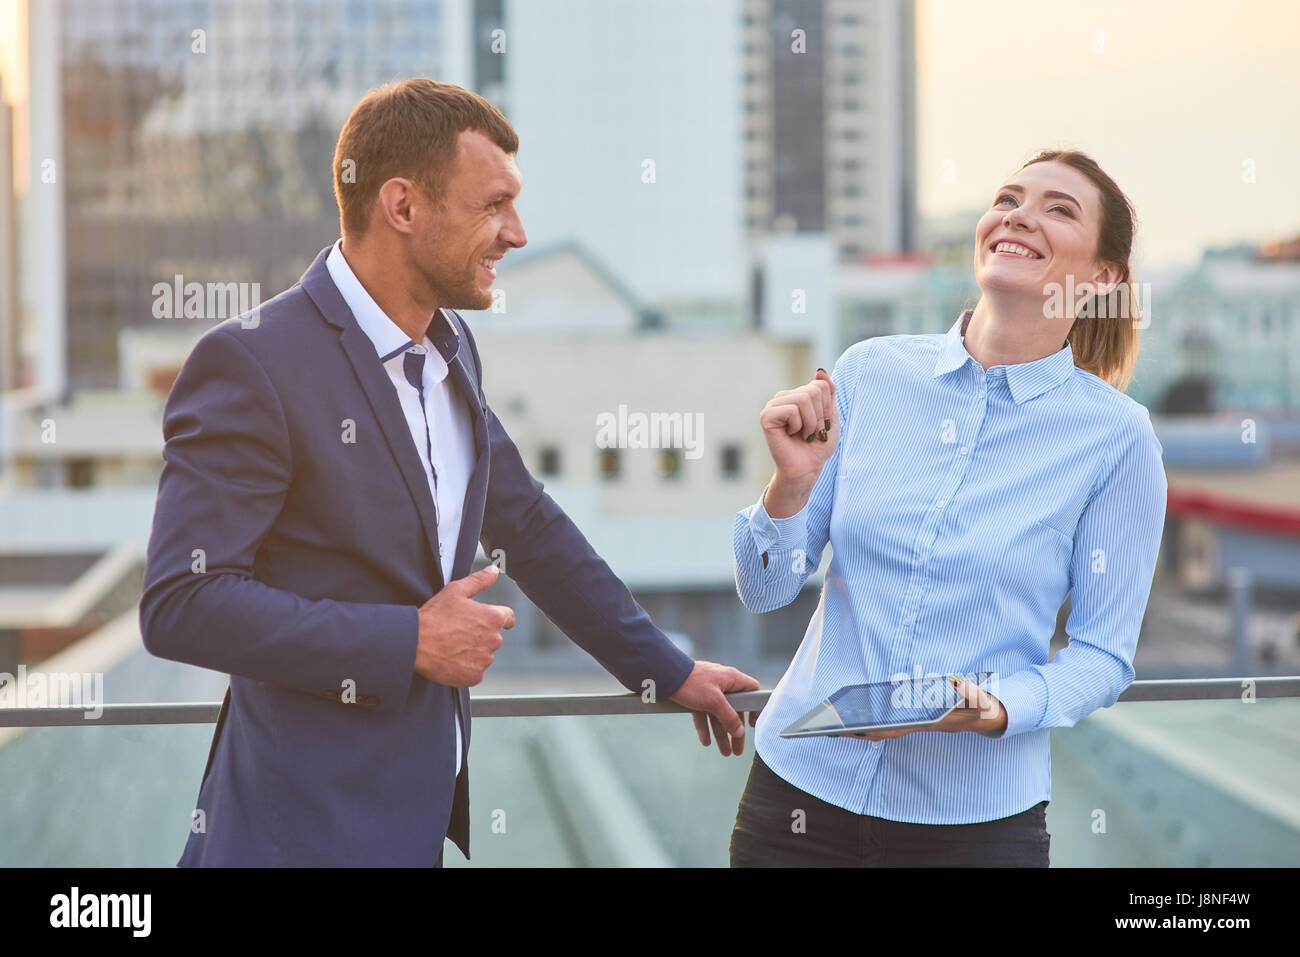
[414,229,492,313]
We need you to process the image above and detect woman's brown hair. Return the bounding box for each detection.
[1020,149,1141,391]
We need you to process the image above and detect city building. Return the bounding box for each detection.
[22,0,470,394]
[492,0,747,322]
[1135,247,1300,412]
[0,75,18,394]
[742,0,917,263]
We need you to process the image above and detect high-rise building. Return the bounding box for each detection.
[472,0,505,110]
[32,0,469,391]
[492,0,747,320]
[0,76,18,393]
[477,0,918,320]
[742,0,917,263]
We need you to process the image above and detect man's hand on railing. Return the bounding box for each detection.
[670,661,761,757]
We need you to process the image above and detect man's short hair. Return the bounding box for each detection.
[332,77,519,236]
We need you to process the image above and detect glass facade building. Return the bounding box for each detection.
[57,0,451,389]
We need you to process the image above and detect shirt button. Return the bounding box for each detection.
[902,615,913,627]
[872,740,881,749]
[959,446,969,455]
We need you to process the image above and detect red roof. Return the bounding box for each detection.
[1167,485,1300,538]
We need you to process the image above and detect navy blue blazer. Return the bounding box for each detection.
[139,245,695,866]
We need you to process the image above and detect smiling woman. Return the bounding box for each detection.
[972,149,1143,391]
[728,149,1167,868]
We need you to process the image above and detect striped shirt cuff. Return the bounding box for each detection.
[991,669,1048,738]
[746,496,809,561]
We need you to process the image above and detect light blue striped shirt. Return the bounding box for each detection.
[734,310,1168,824]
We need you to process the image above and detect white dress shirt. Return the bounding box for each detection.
[325,239,475,776]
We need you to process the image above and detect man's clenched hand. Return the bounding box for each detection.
[414,564,515,687]
[670,661,761,757]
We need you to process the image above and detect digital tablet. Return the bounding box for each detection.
[779,677,979,738]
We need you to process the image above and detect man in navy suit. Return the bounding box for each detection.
[139,78,758,866]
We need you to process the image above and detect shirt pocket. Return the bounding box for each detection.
[1030,518,1074,555]
[1024,519,1075,595]
[995,518,1074,588]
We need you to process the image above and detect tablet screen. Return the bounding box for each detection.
[780,677,964,736]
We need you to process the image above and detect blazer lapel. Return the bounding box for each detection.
[441,312,492,579]
[302,247,445,589]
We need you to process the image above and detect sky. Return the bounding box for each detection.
[0,1,21,100]
[0,0,23,186]
[917,0,1300,269]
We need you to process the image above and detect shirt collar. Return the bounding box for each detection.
[932,309,1076,404]
[325,239,460,376]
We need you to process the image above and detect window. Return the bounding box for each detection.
[657,449,682,479]
[538,446,561,477]
[66,458,95,488]
[721,444,743,479]
[598,448,620,480]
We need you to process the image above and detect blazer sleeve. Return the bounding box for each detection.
[138,326,419,715]
[455,319,696,701]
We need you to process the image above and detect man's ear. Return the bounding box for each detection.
[376,177,420,235]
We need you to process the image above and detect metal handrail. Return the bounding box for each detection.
[1,677,1298,727]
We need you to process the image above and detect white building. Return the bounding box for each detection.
[1135,253,1300,411]
[501,0,746,318]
